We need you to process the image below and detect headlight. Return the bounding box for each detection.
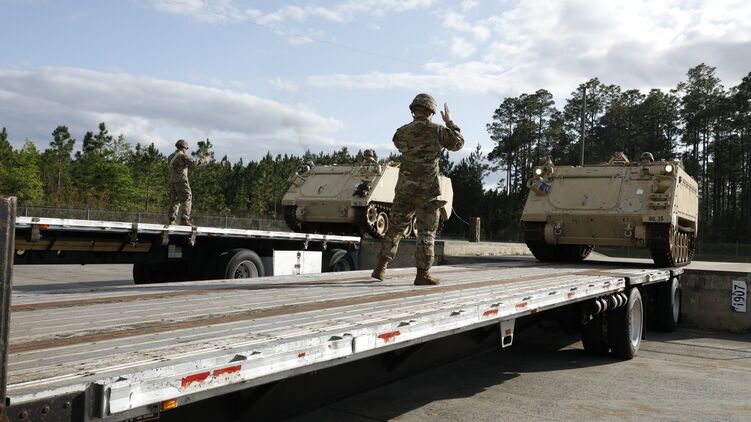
[534,167,543,176]
[664,164,673,173]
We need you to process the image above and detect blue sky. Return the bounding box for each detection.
[2,0,751,187]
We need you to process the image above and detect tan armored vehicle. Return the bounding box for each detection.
[520,152,699,267]
[282,161,453,238]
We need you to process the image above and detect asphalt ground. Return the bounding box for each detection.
[10,264,751,421]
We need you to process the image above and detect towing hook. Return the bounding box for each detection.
[553,223,563,236]
[624,223,634,238]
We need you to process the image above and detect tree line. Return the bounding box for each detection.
[0,63,748,243]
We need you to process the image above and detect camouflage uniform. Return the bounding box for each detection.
[167,146,198,224]
[361,152,382,174]
[378,111,464,270]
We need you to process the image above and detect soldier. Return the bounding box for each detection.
[361,149,382,173]
[371,93,464,285]
[640,152,655,163]
[167,139,206,226]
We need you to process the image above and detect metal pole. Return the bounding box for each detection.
[0,196,17,419]
[580,86,586,166]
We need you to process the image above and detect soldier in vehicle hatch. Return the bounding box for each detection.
[371,93,464,285]
[167,139,207,226]
[361,149,382,173]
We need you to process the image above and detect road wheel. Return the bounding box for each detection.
[221,249,265,279]
[608,288,643,359]
[656,277,681,331]
[323,248,355,272]
[375,212,389,237]
[581,314,609,355]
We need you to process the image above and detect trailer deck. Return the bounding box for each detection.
[6,261,680,421]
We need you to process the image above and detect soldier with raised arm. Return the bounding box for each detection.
[371,93,464,285]
[166,139,206,226]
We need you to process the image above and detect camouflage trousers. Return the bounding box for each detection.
[378,191,440,270]
[168,180,192,222]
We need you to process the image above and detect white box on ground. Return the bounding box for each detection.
[731,280,746,313]
[265,250,322,276]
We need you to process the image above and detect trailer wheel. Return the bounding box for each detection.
[608,288,643,359]
[221,249,265,279]
[581,314,609,355]
[323,248,354,272]
[656,277,681,331]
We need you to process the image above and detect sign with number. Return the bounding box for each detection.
[732,280,747,313]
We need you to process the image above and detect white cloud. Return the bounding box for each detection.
[461,0,480,12]
[450,37,477,59]
[269,77,299,93]
[308,61,512,96]
[442,10,490,42]
[150,0,436,24]
[0,67,343,160]
[150,0,252,23]
[311,0,751,100]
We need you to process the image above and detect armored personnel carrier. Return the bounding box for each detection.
[282,161,453,238]
[520,152,699,267]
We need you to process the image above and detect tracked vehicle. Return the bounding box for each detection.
[520,153,699,267]
[282,162,453,238]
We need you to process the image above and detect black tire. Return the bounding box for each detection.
[608,288,643,359]
[656,277,681,331]
[581,314,609,355]
[323,248,354,272]
[220,249,265,279]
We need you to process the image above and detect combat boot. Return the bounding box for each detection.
[167,219,176,226]
[180,218,195,227]
[414,268,440,286]
[370,257,389,281]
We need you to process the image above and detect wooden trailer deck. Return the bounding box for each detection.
[6,261,678,421]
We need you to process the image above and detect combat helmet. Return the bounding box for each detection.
[640,152,655,163]
[363,149,374,158]
[409,93,437,114]
[175,139,189,149]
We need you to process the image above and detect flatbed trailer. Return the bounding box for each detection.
[3,260,683,422]
[12,217,361,283]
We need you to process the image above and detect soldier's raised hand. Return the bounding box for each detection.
[440,103,451,123]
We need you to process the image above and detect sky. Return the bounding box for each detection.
[1,0,751,187]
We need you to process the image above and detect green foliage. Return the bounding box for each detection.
[4,140,44,203]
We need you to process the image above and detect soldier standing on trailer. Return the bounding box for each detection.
[371,93,464,285]
[167,139,206,226]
